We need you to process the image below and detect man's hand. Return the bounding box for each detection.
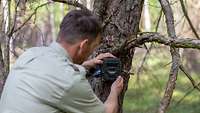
[111,76,124,95]
[104,76,124,113]
[82,52,115,70]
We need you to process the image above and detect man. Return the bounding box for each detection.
[0,10,123,113]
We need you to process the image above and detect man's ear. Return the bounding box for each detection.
[79,39,89,52]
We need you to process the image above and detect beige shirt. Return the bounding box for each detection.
[0,42,105,113]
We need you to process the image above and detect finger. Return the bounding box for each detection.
[96,53,116,60]
[120,77,124,87]
[94,59,103,64]
[104,53,116,58]
[117,76,122,81]
[103,53,116,58]
[115,76,122,84]
[96,54,105,59]
[118,76,123,86]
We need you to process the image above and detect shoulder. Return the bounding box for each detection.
[61,63,87,83]
[58,65,105,113]
[13,47,48,67]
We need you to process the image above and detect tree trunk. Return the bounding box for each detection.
[50,5,56,40]
[90,0,144,112]
[0,43,5,94]
[0,0,11,87]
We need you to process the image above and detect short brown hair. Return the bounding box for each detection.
[57,10,101,44]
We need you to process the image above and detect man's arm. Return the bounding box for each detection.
[82,53,115,70]
[104,76,124,113]
[82,53,124,113]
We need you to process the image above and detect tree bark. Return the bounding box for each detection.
[0,43,4,76]
[0,0,11,87]
[158,0,180,113]
[129,32,200,49]
[90,0,144,112]
[0,43,4,95]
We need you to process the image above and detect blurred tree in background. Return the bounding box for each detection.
[0,0,200,113]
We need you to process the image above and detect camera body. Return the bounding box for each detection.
[92,57,122,81]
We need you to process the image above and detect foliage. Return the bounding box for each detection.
[124,46,200,113]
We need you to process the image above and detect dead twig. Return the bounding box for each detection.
[179,65,200,91]
[51,0,88,11]
[174,82,200,107]
[179,0,200,39]
[173,64,200,107]
[174,88,195,107]
[136,9,163,80]
[8,0,20,37]
[12,2,52,35]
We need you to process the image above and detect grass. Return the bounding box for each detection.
[123,46,200,113]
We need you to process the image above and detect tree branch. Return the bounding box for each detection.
[8,0,20,37]
[136,9,163,81]
[180,0,200,39]
[175,65,200,107]
[158,0,180,113]
[51,0,89,11]
[179,65,200,91]
[136,44,152,81]
[174,88,194,107]
[12,2,52,34]
[174,64,200,107]
[127,32,200,50]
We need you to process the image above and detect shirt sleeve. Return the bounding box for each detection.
[57,77,105,113]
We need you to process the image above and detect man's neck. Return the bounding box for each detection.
[58,41,79,63]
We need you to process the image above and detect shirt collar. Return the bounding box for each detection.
[49,41,73,62]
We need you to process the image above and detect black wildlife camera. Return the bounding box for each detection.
[92,57,122,81]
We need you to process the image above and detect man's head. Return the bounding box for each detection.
[57,10,102,64]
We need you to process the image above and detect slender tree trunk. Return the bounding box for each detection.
[0,1,4,95]
[143,0,151,31]
[50,5,56,40]
[86,0,93,10]
[60,4,65,18]
[1,0,11,87]
[0,0,4,66]
[0,43,4,77]
[0,43,5,94]
[157,0,180,113]
[90,0,144,112]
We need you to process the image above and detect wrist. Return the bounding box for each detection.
[110,89,119,97]
[82,61,92,70]
[82,64,89,70]
[111,87,122,96]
